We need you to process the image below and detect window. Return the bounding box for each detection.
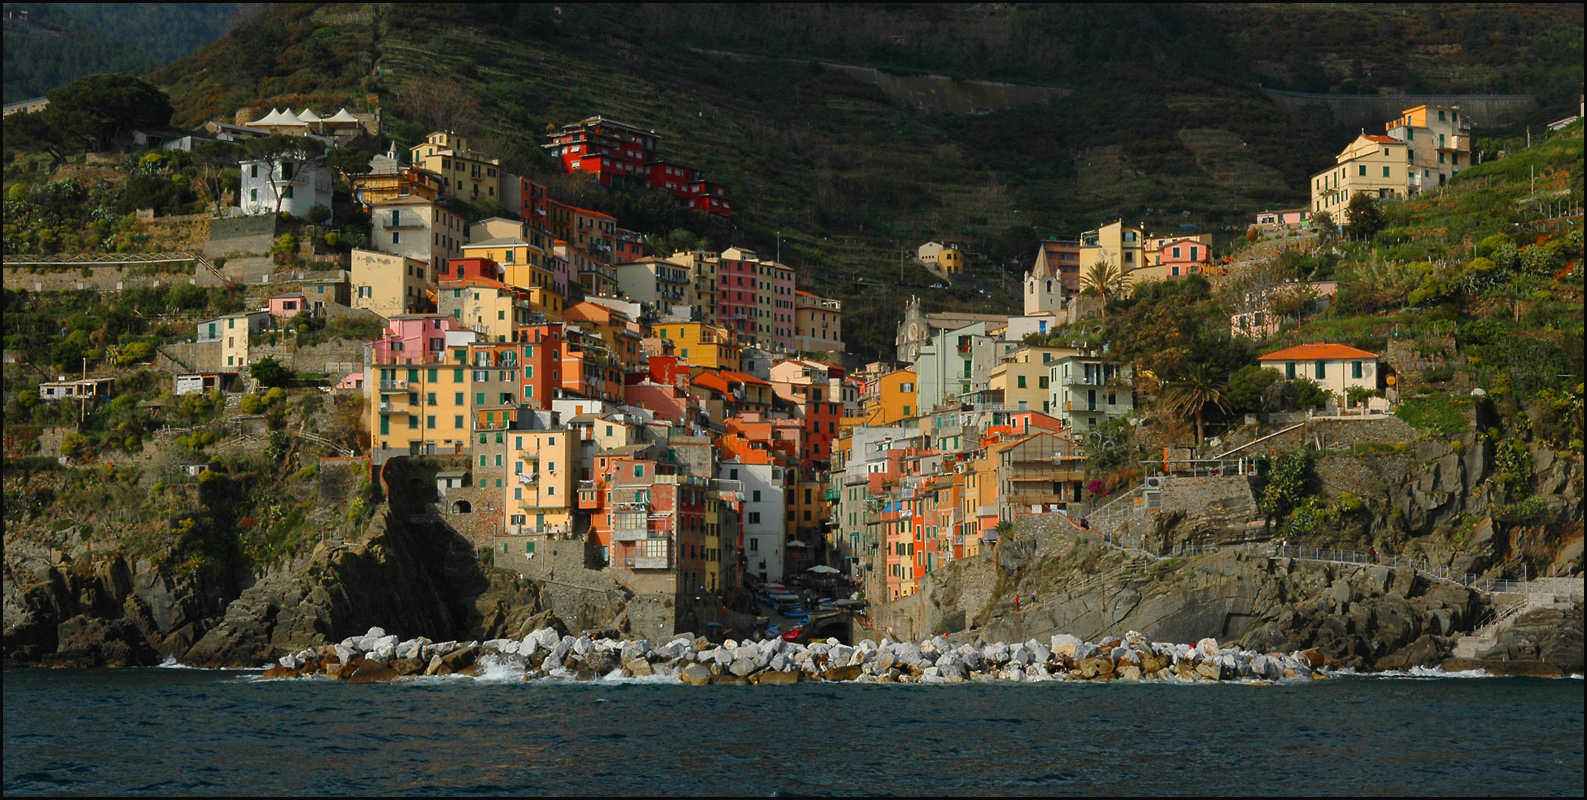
[454,415,463,428]
[1383,166,1392,177]
[1358,165,1366,177]
[1017,376,1027,389]
[282,186,294,199]
[426,415,436,429]
[392,232,400,244]
[1286,363,1296,379]
[249,188,258,201]
[749,512,761,524]
[1315,362,1326,380]
[1352,361,1363,379]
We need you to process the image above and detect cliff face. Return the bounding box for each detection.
[3,505,579,668]
[184,508,482,666]
[867,514,1582,674]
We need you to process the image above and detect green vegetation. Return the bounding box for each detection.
[128,3,1581,359]
[1395,395,1473,438]
[3,3,239,103]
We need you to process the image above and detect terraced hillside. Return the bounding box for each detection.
[142,3,1582,359]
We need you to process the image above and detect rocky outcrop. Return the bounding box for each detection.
[182,508,542,667]
[868,518,1497,671]
[3,547,233,668]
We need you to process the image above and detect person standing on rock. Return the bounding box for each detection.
[1014,594,1020,612]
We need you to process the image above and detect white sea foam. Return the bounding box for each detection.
[1326,665,1493,679]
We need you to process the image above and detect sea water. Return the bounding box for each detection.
[3,668,1581,795]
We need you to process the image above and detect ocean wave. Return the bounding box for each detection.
[1325,666,1493,679]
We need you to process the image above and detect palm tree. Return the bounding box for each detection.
[1080,260,1126,322]
[1162,363,1232,446]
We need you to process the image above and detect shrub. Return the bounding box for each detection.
[1395,394,1471,437]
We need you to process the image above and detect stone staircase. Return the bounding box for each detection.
[1452,578,1584,659]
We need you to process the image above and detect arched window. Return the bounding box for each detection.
[453,500,472,513]
[1046,280,1053,293]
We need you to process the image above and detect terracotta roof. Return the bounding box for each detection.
[1362,135,1399,144]
[719,369,770,386]
[1258,343,1378,361]
[439,276,517,292]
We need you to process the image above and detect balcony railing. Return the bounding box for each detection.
[1063,374,1131,387]
[379,380,409,392]
[631,555,673,570]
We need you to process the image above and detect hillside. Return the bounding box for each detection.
[141,4,1583,358]
[2,2,239,104]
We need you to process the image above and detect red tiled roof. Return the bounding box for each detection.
[1258,343,1378,361]
[719,369,770,386]
[1362,135,1398,144]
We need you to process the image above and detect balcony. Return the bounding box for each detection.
[379,380,409,393]
[630,555,673,570]
[504,524,571,536]
[611,527,651,542]
[1062,373,1131,388]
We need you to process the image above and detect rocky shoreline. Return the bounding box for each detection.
[260,626,1335,684]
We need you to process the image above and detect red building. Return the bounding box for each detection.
[717,251,759,339]
[544,116,732,217]
[441,257,505,282]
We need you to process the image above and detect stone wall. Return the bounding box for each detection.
[1259,88,1537,129]
[251,339,367,381]
[4,265,222,292]
[205,215,277,258]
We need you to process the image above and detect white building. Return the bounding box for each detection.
[238,157,333,220]
[720,459,785,581]
[369,197,466,276]
[1049,353,1135,434]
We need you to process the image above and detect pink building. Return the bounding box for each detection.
[549,252,571,299]
[623,382,695,426]
[1155,237,1211,277]
[371,315,461,365]
[267,292,308,319]
[1254,208,1310,229]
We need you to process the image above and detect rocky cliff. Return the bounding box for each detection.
[2,503,568,668]
[867,514,1583,675]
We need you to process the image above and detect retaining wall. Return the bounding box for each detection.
[1259,88,1537,129]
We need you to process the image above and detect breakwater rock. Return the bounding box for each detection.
[260,626,1328,684]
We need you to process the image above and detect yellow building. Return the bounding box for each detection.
[1311,134,1413,218]
[939,247,964,274]
[369,342,476,457]
[867,367,917,424]
[669,250,719,325]
[988,345,1074,414]
[352,249,431,318]
[703,492,724,591]
[651,321,741,369]
[506,428,579,534]
[1078,221,1147,273]
[410,131,503,202]
[437,279,531,342]
[461,236,557,297]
